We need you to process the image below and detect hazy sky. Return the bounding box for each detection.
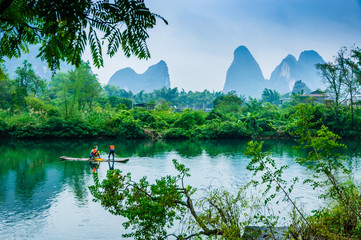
[83,0,361,91]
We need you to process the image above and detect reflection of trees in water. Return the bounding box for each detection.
[170,140,203,158]
[1,137,360,217]
[338,140,361,182]
[110,139,169,157]
[341,140,361,157]
[0,139,94,216]
[61,161,90,204]
[82,138,356,159]
[201,140,249,157]
[0,144,48,204]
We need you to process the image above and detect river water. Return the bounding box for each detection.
[0,139,360,239]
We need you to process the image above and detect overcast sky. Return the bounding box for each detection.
[83,0,361,92]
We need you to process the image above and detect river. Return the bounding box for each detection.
[1,139,360,239]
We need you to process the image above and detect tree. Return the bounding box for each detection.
[69,62,101,111]
[244,104,361,239]
[261,88,280,106]
[13,60,46,108]
[117,98,132,109]
[107,95,121,108]
[339,48,359,127]
[104,84,121,97]
[49,72,72,116]
[0,67,13,109]
[154,87,179,104]
[119,89,134,99]
[316,56,345,124]
[317,47,360,128]
[287,104,361,238]
[0,0,167,74]
[49,61,101,116]
[353,48,361,84]
[133,90,145,103]
[213,92,243,113]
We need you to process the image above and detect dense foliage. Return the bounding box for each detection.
[0,47,361,140]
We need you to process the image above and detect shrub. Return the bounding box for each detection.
[104,111,146,138]
[192,120,251,139]
[131,109,168,129]
[162,128,189,139]
[173,110,205,129]
[205,108,228,121]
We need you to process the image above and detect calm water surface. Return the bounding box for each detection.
[1,139,361,239]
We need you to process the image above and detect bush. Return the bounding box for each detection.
[205,108,229,121]
[131,109,168,129]
[41,117,91,138]
[192,120,251,139]
[156,110,178,125]
[104,112,146,138]
[162,128,189,139]
[289,184,361,239]
[116,118,146,138]
[173,110,205,129]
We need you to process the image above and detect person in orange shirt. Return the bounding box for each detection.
[89,145,100,159]
[108,144,115,160]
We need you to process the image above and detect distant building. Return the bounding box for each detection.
[279,90,332,105]
[303,90,329,104]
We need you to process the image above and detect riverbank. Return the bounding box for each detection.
[1,103,361,140]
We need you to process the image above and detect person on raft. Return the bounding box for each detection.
[89,145,100,159]
[108,144,115,161]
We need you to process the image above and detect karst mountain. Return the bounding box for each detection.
[108,60,170,93]
[223,45,325,97]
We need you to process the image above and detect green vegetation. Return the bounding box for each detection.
[90,104,361,239]
[1,47,361,140]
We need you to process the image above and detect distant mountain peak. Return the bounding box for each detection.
[223,45,265,97]
[108,61,170,93]
[120,67,137,73]
[269,49,325,93]
[148,60,168,72]
[299,50,322,57]
[284,54,297,62]
[269,54,299,93]
[298,50,324,65]
[223,46,326,97]
[234,45,251,56]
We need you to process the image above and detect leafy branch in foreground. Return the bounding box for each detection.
[287,104,361,239]
[245,141,314,238]
[0,0,167,70]
[89,159,260,239]
[244,104,361,239]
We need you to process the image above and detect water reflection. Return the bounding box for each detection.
[0,138,360,239]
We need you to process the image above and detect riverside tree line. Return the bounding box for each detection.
[1,47,361,139]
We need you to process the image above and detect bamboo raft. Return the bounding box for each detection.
[59,156,129,163]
